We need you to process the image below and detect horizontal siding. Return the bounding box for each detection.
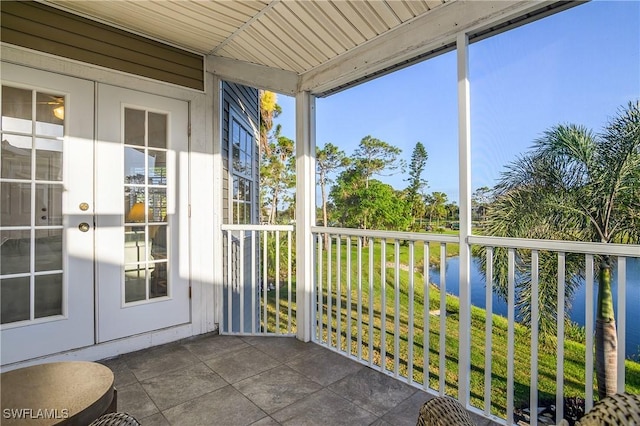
[0,1,204,90]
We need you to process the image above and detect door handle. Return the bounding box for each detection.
[78,222,90,232]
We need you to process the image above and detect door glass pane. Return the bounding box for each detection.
[35,274,63,318]
[1,86,32,133]
[1,134,32,179]
[0,230,30,275]
[124,146,145,184]
[35,184,63,226]
[125,108,145,146]
[150,262,167,299]
[123,107,170,303]
[35,229,63,272]
[1,277,30,324]
[35,92,64,137]
[1,85,66,324]
[125,265,146,303]
[125,226,146,264]
[148,112,167,148]
[149,188,166,223]
[35,138,63,181]
[148,150,166,185]
[1,182,31,227]
[150,225,167,259]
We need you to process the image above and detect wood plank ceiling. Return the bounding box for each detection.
[45,0,448,75]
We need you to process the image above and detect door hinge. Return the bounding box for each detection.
[188,124,191,137]
[188,204,191,218]
[189,286,192,299]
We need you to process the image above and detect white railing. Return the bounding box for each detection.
[220,224,295,336]
[311,227,458,392]
[311,226,639,426]
[468,235,639,425]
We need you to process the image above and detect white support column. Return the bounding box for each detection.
[457,31,472,407]
[211,75,224,330]
[190,71,218,335]
[295,91,316,342]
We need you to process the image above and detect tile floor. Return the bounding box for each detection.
[99,333,498,426]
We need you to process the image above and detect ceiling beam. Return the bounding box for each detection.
[298,0,561,96]
[206,55,298,95]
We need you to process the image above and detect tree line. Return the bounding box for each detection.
[260,91,460,230]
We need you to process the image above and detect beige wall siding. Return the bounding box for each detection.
[0,1,204,90]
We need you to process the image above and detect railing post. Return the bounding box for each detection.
[295,91,316,342]
[457,31,472,407]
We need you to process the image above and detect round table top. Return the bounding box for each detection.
[1,361,114,426]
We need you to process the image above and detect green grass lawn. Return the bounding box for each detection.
[263,239,640,419]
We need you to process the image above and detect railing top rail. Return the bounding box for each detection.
[311,226,459,243]
[221,224,295,231]
[468,235,640,257]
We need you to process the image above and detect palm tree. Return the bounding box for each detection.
[478,101,640,398]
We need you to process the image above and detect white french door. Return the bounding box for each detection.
[1,64,192,364]
[95,84,190,342]
[0,63,95,364]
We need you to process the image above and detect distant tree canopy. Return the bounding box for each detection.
[317,143,349,228]
[406,142,429,223]
[260,125,295,224]
[259,90,281,155]
[329,136,409,230]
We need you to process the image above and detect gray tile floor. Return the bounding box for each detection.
[99,333,498,426]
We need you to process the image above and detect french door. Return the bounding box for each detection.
[1,64,191,364]
[95,84,190,342]
[0,63,95,364]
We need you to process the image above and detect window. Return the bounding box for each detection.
[229,109,255,225]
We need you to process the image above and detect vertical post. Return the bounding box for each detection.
[211,75,224,332]
[295,91,316,342]
[456,31,472,407]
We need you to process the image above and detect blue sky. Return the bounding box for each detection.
[273,1,639,204]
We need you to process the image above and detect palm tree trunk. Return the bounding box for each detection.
[595,262,618,399]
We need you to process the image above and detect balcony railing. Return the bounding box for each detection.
[222,224,639,425]
[221,224,295,335]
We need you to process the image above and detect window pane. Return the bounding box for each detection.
[34,274,62,318]
[125,226,147,266]
[149,188,167,222]
[1,134,32,179]
[2,86,32,133]
[1,277,30,324]
[35,184,63,226]
[35,138,63,181]
[124,108,145,146]
[124,146,146,184]
[148,112,167,149]
[150,262,167,299]
[125,265,146,303]
[35,229,62,272]
[150,225,167,259]
[148,150,167,185]
[35,92,64,137]
[1,182,31,227]
[0,230,30,275]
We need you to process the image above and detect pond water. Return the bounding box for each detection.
[429,256,640,358]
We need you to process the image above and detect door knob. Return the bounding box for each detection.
[78,222,90,232]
